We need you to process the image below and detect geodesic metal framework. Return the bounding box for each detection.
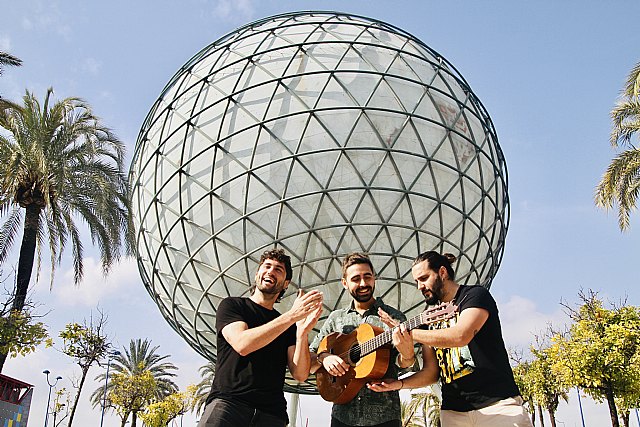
[129,11,509,394]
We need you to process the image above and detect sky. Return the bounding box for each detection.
[1,1,640,426]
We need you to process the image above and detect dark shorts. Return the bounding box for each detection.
[197,398,287,427]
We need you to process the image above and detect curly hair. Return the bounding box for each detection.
[249,249,293,302]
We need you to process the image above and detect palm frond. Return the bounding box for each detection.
[595,148,640,230]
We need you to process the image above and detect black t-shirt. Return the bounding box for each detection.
[430,285,520,411]
[209,297,296,420]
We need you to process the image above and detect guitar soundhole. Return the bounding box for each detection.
[348,345,361,365]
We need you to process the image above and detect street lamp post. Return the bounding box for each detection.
[100,350,121,427]
[43,370,62,427]
[576,387,586,427]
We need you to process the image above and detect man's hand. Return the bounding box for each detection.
[319,353,350,377]
[378,307,400,328]
[366,378,402,392]
[392,323,415,367]
[288,289,323,323]
[297,296,323,335]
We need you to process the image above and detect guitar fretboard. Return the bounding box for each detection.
[358,303,455,357]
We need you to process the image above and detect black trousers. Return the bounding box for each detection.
[197,398,287,427]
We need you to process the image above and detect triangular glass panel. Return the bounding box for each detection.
[314,109,361,147]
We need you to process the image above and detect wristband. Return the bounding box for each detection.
[399,379,404,390]
[396,352,415,367]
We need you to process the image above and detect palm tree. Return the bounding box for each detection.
[0,51,21,76]
[91,339,179,427]
[402,389,441,427]
[596,62,640,230]
[0,88,132,370]
[193,361,215,415]
[401,397,425,427]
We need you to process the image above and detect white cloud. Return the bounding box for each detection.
[81,57,102,75]
[19,3,71,39]
[52,257,140,307]
[211,0,255,23]
[0,36,11,51]
[21,17,33,30]
[496,294,567,349]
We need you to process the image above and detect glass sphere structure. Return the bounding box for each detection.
[129,11,509,393]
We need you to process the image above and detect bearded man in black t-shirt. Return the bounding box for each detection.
[197,249,323,427]
[368,251,533,427]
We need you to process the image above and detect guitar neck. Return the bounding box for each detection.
[359,303,454,357]
[359,314,422,357]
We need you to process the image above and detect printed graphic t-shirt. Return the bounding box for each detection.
[429,285,520,411]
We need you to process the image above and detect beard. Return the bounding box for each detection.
[255,276,287,297]
[350,286,374,303]
[423,275,444,305]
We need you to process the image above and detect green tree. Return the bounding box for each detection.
[0,88,132,371]
[0,269,48,360]
[139,386,196,427]
[528,346,569,427]
[0,308,48,357]
[58,311,111,427]
[547,290,640,427]
[511,359,537,426]
[91,339,179,427]
[595,61,640,230]
[109,371,158,427]
[193,361,215,415]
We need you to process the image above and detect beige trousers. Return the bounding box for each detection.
[440,396,533,427]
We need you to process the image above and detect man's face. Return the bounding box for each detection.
[342,263,376,303]
[255,258,289,297]
[411,260,444,305]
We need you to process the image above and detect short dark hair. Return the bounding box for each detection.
[341,252,375,278]
[259,248,293,280]
[413,251,457,280]
[249,249,292,302]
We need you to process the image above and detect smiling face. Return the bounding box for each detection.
[411,259,445,305]
[342,262,376,303]
[254,258,290,298]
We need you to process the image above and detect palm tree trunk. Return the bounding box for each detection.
[132,410,137,427]
[0,204,40,372]
[13,204,40,312]
[67,366,90,427]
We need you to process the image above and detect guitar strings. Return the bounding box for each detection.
[324,304,455,363]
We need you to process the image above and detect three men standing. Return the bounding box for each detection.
[200,249,531,427]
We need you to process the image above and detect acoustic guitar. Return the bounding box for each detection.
[315,301,457,404]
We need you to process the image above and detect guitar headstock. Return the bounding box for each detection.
[420,301,458,325]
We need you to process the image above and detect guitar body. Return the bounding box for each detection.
[316,323,391,404]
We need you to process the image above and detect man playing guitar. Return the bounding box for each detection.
[310,253,415,427]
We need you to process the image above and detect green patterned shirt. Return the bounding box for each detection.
[310,298,407,426]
